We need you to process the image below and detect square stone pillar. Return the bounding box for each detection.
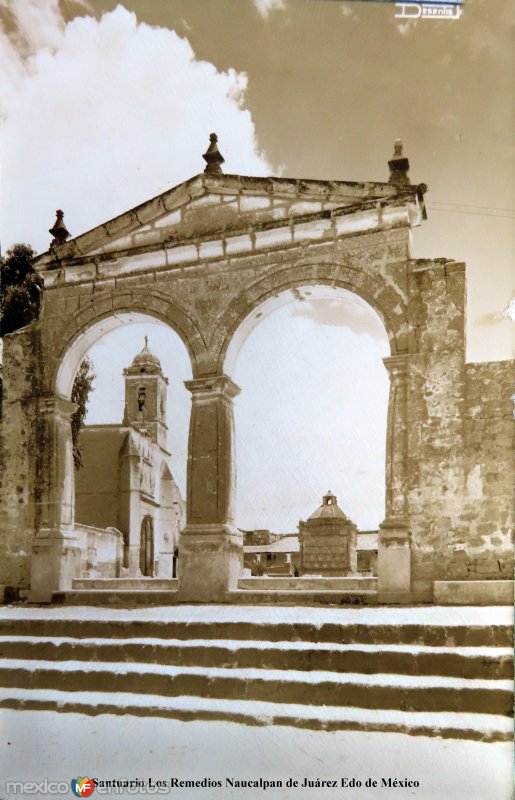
[378,355,412,602]
[178,375,242,601]
[30,395,82,602]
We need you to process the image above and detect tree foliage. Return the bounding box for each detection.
[71,358,96,470]
[0,244,43,337]
[1,245,95,467]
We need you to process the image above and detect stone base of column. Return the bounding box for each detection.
[178,525,243,602]
[377,518,412,603]
[29,528,82,602]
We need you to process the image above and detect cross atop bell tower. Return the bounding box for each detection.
[123,339,169,449]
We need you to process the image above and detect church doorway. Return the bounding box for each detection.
[140,517,154,577]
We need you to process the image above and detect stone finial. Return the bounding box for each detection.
[388,139,411,187]
[49,209,70,245]
[203,132,225,174]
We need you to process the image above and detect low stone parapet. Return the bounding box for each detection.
[75,524,124,579]
[434,580,514,606]
[237,577,377,591]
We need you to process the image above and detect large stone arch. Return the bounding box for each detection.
[213,260,408,376]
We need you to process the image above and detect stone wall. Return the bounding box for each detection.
[75,428,127,530]
[0,325,41,599]
[406,259,467,595]
[406,258,513,593]
[76,523,123,578]
[456,360,514,580]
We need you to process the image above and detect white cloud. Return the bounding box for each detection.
[0,2,271,253]
[252,0,285,20]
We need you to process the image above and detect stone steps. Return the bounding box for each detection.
[72,578,179,590]
[237,577,377,590]
[0,616,510,647]
[0,606,511,740]
[226,589,378,605]
[1,659,512,715]
[57,587,378,607]
[0,688,511,742]
[0,637,510,679]
[54,589,181,606]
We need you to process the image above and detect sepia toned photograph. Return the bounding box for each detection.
[0,0,513,798]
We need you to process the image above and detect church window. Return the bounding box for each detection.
[138,387,146,411]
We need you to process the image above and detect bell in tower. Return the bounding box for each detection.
[123,337,169,449]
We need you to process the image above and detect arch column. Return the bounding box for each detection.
[378,354,411,601]
[30,395,82,601]
[178,375,242,601]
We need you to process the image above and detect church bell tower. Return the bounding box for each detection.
[123,338,168,449]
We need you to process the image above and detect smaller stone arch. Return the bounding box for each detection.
[49,291,205,398]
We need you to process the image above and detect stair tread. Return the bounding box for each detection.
[0,605,511,625]
[0,687,511,735]
[2,659,512,690]
[0,635,511,657]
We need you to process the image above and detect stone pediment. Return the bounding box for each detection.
[35,172,425,268]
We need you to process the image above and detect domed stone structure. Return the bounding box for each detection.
[128,337,162,373]
[299,491,357,576]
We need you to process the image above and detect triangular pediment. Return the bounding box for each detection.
[36,172,421,267]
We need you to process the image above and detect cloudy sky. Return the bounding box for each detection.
[1,0,513,532]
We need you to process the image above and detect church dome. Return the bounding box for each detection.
[130,338,161,372]
[308,491,349,521]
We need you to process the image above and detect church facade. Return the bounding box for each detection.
[74,341,185,580]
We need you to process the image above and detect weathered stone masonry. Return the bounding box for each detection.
[0,156,513,602]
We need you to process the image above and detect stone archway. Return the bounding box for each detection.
[224,284,390,536]
[217,262,408,375]
[28,306,196,601]
[215,270,410,600]
[4,165,503,606]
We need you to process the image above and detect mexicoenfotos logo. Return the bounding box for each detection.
[71,777,95,797]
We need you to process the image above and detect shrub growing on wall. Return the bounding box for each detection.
[0,244,95,465]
